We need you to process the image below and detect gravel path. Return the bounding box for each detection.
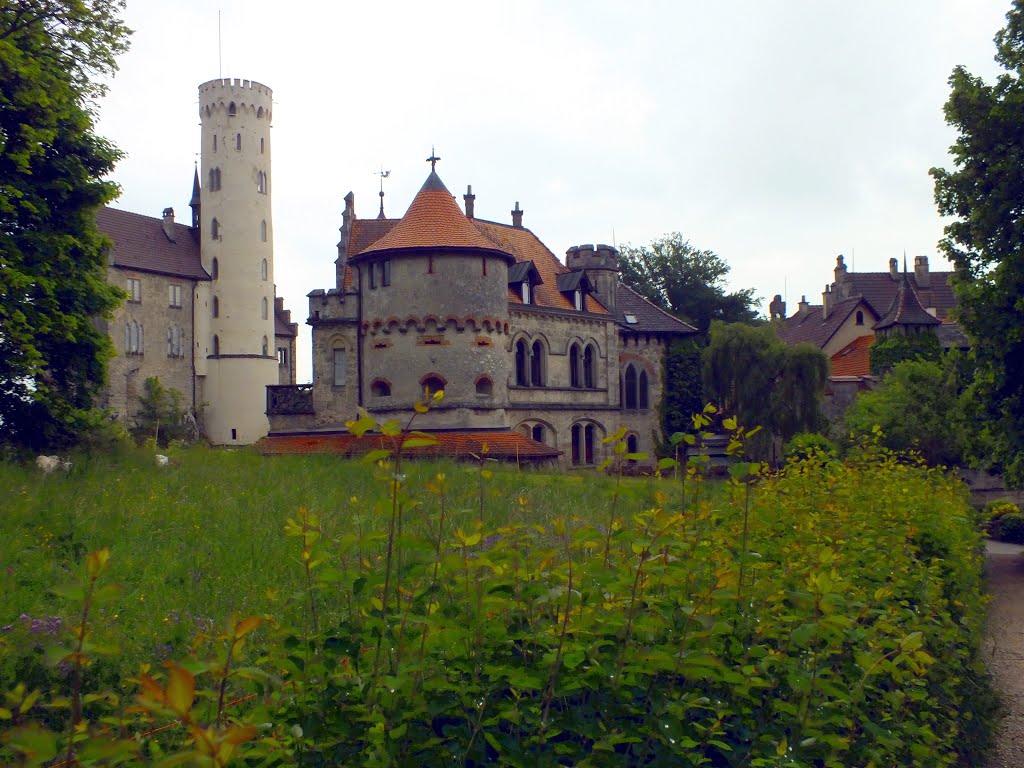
[984,539,1024,768]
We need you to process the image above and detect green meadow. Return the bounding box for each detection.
[0,443,997,766]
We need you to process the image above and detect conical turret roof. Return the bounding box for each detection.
[190,166,201,207]
[874,269,941,331]
[358,170,511,259]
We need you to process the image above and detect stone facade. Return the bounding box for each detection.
[280,166,697,466]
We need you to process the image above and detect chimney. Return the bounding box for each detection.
[889,257,898,279]
[798,295,810,317]
[464,185,475,219]
[511,201,523,229]
[162,208,176,242]
[834,253,847,286]
[275,296,284,314]
[822,284,832,320]
[914,255,930,288]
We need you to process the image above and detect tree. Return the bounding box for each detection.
[0,2,130,450]
[703,322,828,462]
[618,233,760,336]
[843,360,964,468]
[931,1,1024,486]
[661,338,704,439]
[869,332,943,376]
[134,377,186,447]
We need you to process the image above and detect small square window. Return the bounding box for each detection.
[624,313,638,324]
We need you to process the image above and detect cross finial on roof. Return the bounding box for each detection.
[427,146,441,171]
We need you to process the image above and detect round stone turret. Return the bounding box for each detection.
[195,78,277,444]
[566,243,620,313]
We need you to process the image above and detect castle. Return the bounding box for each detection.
[98,78,696,465]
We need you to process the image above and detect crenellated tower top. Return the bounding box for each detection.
[198,78,273,121]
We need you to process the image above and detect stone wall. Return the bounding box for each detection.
[105,266,199,424]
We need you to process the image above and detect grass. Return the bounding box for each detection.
[0,445,696,669]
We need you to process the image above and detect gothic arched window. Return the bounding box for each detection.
[515,339,528,386]
[531,340,545,386]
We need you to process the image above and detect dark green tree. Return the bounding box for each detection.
[618,232,760,336]
[931,1,1024,485]
[703,322,828,461]
[661,338,704,439]
[869,332,943,376]
[0,1,130,450]
[134,377,186,447]
[843,360,964,468]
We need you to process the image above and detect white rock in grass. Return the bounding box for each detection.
[36,455,61,474]
[155,454,169,467]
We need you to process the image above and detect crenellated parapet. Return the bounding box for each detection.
[566,243,619,271]
[308,288,357,323]
[362,314,510,336]
[198,78,273,120]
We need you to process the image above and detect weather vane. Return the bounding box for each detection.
[375,166,391,218]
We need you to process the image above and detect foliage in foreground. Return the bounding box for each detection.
[0,432,994,767]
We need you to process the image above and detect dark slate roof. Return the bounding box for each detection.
[96,207,209,280]
[936,322,970,349]
[841,271,956,320]
[555,270,591,293]
[508,260,543,285]
[873,273,941,330]
[776,297,875,348]
[615,284,697,335]
[275,308,297,338]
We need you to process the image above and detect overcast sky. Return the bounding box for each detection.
[96,0,1011,383]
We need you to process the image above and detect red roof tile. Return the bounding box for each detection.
[358,172,508,257]
[829,335,873,377]
[258,430,561,461]
[97,207,209,280]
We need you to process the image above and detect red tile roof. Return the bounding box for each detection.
[258,430,561,462]
[97,207,209,280]
[829,334,873,377]
[358,172,509,257]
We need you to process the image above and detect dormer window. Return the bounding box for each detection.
[574,289,583,311]
[509,260,543,307]
[521,282,531,304]
[624,314,638,324]
[556,270,592,312]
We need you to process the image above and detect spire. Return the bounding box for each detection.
[189,163,201,230]
[874,261,940,332]
[375,167,390,220]
[427,146,441,171]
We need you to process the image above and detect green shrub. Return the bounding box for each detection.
[0,428,996,766]
[985,499,1020,519]
[991,512,1024,544]
[784,431,838,462]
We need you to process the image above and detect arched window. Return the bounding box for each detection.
[261,336,268,356]
[531,340,545,386]
[421,375,446,397]
[235,133,241,150]
[212,335,220,356]
[571,424,582,466]
[639,370,649,410]
[627,434,639,455]
[532,424,545,443]
[856,310,864,326]
[210,257,218,280]
[583,344,595,388]
[260,137,265,154]
[475,376,493,396]
[333,345,346,385]
[624,365,638,409]
[212,295,219,318]
[210,217,219,240]
[371,379,390,397]
[205,105,211,118]
[262,297,268,320]
[569,343,581,388]
[261,257,268,280]
[515,339,529,386]
[261,220,267,243]
[209,168,216,189]
[228,102,236,116]
[257,171,265,194]
[257,106,264,119]
[212,134,217,152]
[584,424,596,465]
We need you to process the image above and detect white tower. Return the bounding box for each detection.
[196,78,276,444]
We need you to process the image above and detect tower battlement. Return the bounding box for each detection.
[198,78,272,120]
[566,243,619,271]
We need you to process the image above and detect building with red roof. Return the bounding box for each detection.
[268,159,696,466]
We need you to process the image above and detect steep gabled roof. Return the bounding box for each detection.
[873,273,941,331]
[357,171,511,258]
[615,284,697,335]
[275,308,297,338]
[842,271,956,320]
[508,260,543,285]
[777,297,875,349]
[97,207,209,280]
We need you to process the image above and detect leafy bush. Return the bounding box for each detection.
[0,421,995,766]
[869,331,943,375]
[784,431,838,462]
[990,512,1024,544]
[985,499,1020,520]
[133,376,188,446]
